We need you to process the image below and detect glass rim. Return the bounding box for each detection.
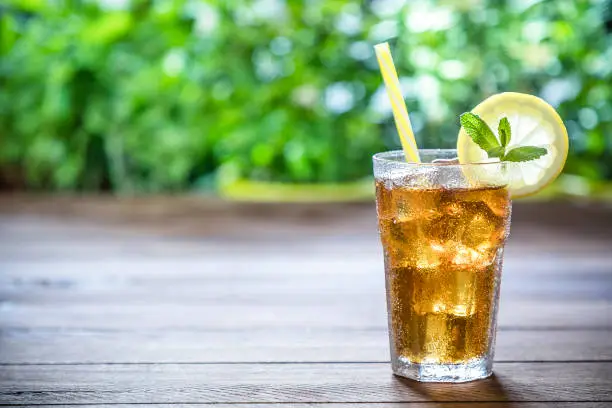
[373,149,508,168]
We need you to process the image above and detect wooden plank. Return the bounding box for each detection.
[1,404,608,408]
[2,237,611,260]
[2,256,611,296]
[1,229,611,259]
[2,256,611,305]
[2,254,610,336]
[0,298,609,330]
[1,199,612,260]
[2,255,611,279]
[1,196,611,239]
[0,363,610,404]
[0,329,609,364]
[0,198,379,242]
[2,253,610,331]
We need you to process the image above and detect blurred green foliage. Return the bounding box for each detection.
[0,0,611,192]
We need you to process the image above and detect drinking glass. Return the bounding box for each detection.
[373,149,512,382]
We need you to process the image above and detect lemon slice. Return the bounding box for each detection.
[457,92,569,198]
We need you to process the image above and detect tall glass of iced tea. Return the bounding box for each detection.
[373,149,512,383]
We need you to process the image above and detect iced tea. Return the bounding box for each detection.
[373,150,511,382]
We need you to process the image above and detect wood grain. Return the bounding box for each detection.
[1,198,612,260]
[1,362,611,404]
[1,196,611,406]
[2,257,611,333]
[2,256,611,299]
[1,297,610,330]
[1,328,610,364]
[1,195,611,239]
[3,404,608,408]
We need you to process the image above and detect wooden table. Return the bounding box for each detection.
[1,196,611,407]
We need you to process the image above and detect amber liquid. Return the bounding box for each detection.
[376,181,511,364]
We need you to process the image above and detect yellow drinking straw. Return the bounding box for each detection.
[374,42,421,163]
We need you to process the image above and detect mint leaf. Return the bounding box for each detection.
[502,146,547,162]
[498,117,511,147]
[460,112,500,153]
[488,146,505,158]
[459,112,548,163]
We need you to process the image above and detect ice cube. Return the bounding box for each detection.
[425,208,467,243]
[453,304,471,317]
[486,191,511,218]
[450,268,478,317]
[423,312,448,353]
[433,165,468,189]
[383,168,410,190]
[382,219,421,269]
[452,242,498,269]
[451,244,482,266]
[415,241,445,269]
[394,189,439,223]
[457,201,504,248]
[392,166,439,189]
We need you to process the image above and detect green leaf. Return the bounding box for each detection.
[460,112,501,153]
[82,13,133,45]
[498,117,511,147]
[487,146,506,158]
[503,146,548,162]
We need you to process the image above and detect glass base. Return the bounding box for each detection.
[392,357,492,383]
